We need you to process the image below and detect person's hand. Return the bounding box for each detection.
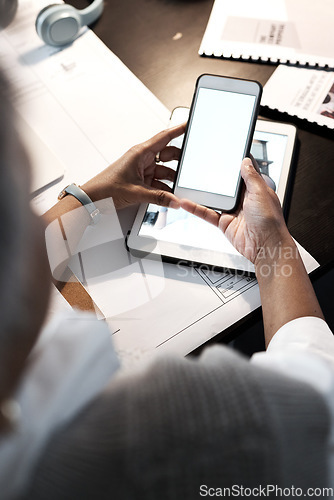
[81,123,186,210]
[180,158,292,265]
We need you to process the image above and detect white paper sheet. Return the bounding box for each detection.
[80,207,318,368]
[262,65,334,129]
[200,0,334,68]
[0,0,170,214]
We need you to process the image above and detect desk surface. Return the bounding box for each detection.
[67,0,334,343]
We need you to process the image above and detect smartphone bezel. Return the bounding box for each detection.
[173,74,262,212]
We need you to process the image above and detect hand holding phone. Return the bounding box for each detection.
[174,74,262,212]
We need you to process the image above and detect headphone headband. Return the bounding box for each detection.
[36,0,104,47]
[80,0,103,25]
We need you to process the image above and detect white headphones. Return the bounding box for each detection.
[35,0,104,47]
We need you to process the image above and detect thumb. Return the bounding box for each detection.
[137,185,181,209]
[241,157,266,193]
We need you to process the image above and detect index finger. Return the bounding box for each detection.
[142,122,186,154]
[180,198,220,227]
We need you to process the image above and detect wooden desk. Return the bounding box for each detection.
[67,0,334,344]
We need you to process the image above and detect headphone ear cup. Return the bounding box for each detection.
[35,4,81,47]
[35,4,61,33]
[35,4,60,22]
[0,0,18,28]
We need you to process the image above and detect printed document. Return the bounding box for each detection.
[200,0,334,68]
[262,65,334,130]
[69,204,318,368]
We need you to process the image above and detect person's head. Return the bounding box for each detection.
[0,68,51,431]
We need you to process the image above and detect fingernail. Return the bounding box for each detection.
[242,157,253,167]
[170,200,180,209]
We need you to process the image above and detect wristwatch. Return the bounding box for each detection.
[58,183,101,225]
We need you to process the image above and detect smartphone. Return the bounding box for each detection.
[174,74,262,212]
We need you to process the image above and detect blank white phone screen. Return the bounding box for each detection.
[178,87,256,197]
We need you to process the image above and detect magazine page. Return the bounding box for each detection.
[261,65,334,129]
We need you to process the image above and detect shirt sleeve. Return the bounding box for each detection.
[251,316,334,389]
[267,316,334,363]
[251,316,334,488]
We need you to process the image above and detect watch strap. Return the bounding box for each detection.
[58,183,101,225]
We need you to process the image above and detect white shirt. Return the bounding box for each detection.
[252,316,334,487]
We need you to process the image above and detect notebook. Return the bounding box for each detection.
[200,0,334,68]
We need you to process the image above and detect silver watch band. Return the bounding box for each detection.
[58,183,101,225]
